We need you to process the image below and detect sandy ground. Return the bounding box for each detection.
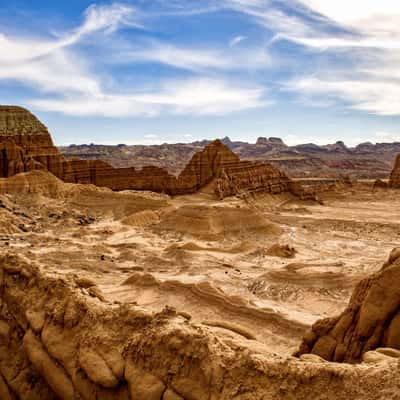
[2,182,399,356]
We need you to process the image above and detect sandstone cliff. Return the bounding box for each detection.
[0,106,63,177]
[297,248,400,362]
[389,154,400,188]
[0,105,313,199]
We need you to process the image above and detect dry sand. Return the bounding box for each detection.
[1,172,400,398]
[2,174,399,352]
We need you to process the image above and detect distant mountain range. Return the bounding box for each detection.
[59,136,400,179]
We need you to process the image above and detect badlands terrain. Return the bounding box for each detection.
[60,136,400,180]
[1,106,400,399]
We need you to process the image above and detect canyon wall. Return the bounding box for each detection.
[0,105,311,198]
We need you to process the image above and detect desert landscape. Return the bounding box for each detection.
[60,137,400,180]
[1,105,400,399]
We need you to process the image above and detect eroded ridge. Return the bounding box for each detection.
[0,105,314,199]
[1,253,400,400]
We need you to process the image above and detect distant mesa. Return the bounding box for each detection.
[256,137,286,146]
[322,141,349,154]
[291,143,324,153]
[60,133,400,181]
[354,142,375,153]
[0,105,315,200]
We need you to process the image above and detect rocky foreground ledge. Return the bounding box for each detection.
[1,253,400,400]
[297,248,400,363]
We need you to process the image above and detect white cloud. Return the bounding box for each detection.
[263,0,400,52]
[242,0,400,116]
[76,3,140,35]
[299,1,400,25]
[30,78,267,117]
[0,50,100,95]
[273,34,400,50]
[0,4,138,65]
[225,1,317,38]
[4,0,398,120]
[123,41,271,71]
[0,2,271,117]
[229,35,247,47]
[286,77,400,116]
[0,3,138,98]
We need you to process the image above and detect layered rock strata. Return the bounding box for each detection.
[0,106,60,177]
[214,161,291,199]
[297,248,400,362]
[0,105,313,199]
[1,252,400,399]
[389,154,400,188]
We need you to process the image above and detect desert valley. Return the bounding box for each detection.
[0,105,400,399]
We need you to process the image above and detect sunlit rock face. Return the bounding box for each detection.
[0,106,61,178]
[297,248,400,362]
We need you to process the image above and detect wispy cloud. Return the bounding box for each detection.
[286,76,400,116]
[39,78,266,116]
[2,0,400,121]
[224,0,324,38]
[0,3,138,96]
[0,3,139,64]
[30,78,267,117]
[0,2,270,117]
[256,1,400,116]
[229,35,247,47]
[121,41,271,71]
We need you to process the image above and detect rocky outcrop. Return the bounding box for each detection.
[297,248,400,362]
[323,141,349,153]
[59,140,306,198]
[389,154,400,188]
[0,105,313,199]
[255,137,286,148]
[214,160,291,199]
[0,106,63,177]
[2,252,400,399]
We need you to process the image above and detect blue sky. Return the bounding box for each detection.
[0,0,400,146]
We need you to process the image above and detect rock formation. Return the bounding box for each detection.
[61,136,400,180]
[0,106,60,177]
[214,160,291,199]
[2,252,400,399]
[297,247,400,362]
[0,105,314,199]
[389,154,400,188]
[255,136,286,148]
